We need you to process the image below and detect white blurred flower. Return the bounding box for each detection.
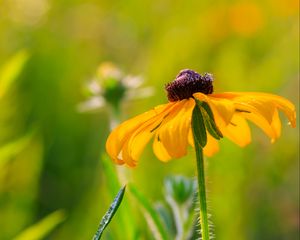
[77,96,105,113]
[78,62,154,113]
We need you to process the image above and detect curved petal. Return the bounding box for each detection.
[256,93,296,127]
[105,102,175,165]
[213,92,296,127]
[219,114,252,147]
[243,107,281,143]
[156,99,195,159]
[240,111,277,141]
[106,110,156,164]
[270,108,281,140]
[211,92,295,142]
[153,133,172,162]
[194,92,235,125]
[121,101,182,166]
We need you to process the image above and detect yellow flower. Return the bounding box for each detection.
[106,70,296,167]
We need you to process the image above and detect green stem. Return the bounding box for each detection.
[194,143,210,240]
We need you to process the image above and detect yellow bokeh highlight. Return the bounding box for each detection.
[229,2,264,37]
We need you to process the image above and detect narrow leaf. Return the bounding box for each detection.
[13,210,66,240]
[0,50,29,98]
[0,131,34,168]
[201,102,223,139]
[93,186,126,240]
[200,109,223,140]
[192,104,207,148]
[129,184,169,240]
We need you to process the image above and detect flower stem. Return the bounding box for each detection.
[194,144,210,240]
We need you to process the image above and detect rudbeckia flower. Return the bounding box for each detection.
[106,69,296,167]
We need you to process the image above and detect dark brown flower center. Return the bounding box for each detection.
[165,69,214,102]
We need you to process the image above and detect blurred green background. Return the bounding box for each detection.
[0,0,299,239]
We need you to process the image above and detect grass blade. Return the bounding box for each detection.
[93,186,126,240]
[0,50,29,98]
[13,210,66,240]
[0,131,34,168]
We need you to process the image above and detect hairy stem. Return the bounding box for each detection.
[194,144,209,240]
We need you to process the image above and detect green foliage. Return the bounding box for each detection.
[164,176,195,204]
[162,176,199,240]
[0,50,29,99]
[13,210,66,240]
[129,184,170,240]
[129,176,199,240]
[0,131,34,169]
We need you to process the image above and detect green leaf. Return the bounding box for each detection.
[0,131,35,169]
[164,175,195,204]
[164,176,197,240]
[129,184,170,240]
[200,102,223,139]
[0,50,29,98]
[13,210,66,240]
[93,186,126,240]
[191,103,207,148]
[155,203,176,238]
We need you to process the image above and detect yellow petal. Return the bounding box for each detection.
[219,114,251,147]
[203,133,220,157]
[271,109,281,140]
[211,92,276,124]
[216,92,296,127]
[121,121,158,166]
[121,101,181,166]
[243,107,281,143]
[188,128,219,157]
[255,92,296,127]
[106,110,154,164]
[188,127,194,147]
[240,112,274,140]
[194,92,235,125]
[212,92,295,141]
[156,99,195,159]
[106,102,175,165]
[153,133,172,162]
